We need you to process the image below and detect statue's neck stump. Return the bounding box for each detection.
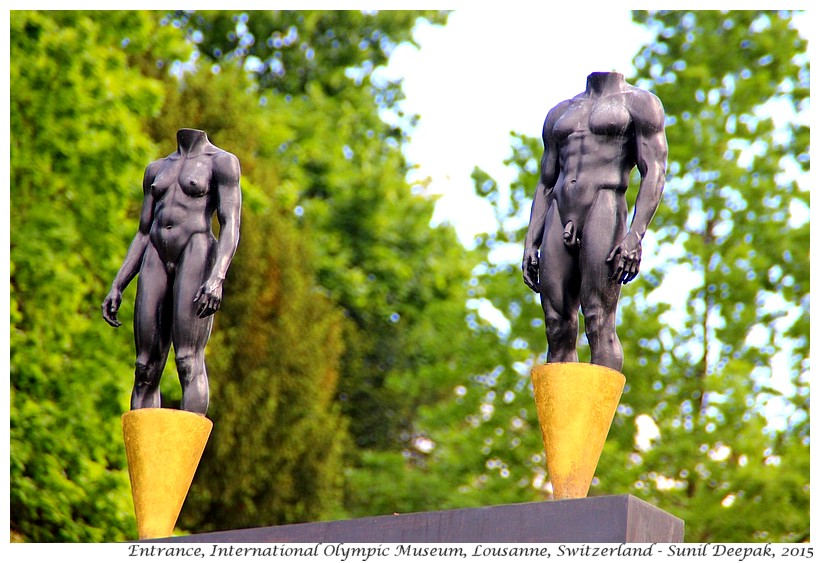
[586,72,626,98]
[176,129,209,157]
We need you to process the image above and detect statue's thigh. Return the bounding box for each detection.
[579,190,626,312]
[134,244,172,357]
[172,233,216,351]
[540,202,581,319]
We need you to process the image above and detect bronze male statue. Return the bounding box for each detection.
[523,72,667,371]
[102,129,241,415]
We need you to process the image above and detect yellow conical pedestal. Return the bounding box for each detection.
[531,363,625,500]
[122,408,212,539]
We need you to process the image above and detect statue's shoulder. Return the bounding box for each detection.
[211,147,241,183]
[544,98,573,125]
[624,86,665,130]
[211,147,240,167]
[144,157,167,177]
[209,145,237,157]
[625,84,663,104]
[553,96,577,112]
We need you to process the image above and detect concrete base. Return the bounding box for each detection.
[159,494,683,543]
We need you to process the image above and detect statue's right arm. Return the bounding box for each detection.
[102,162,159,327]
[522,105,562,292]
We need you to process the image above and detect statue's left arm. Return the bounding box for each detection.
[194,151,242,318]
[607,92,668,284]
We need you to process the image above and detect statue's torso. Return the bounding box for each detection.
[549,92,638,239]
[149,151,221,264]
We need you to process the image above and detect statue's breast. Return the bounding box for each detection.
[179,158,212,198]
[150,160,182,200]
[552,101,588,141]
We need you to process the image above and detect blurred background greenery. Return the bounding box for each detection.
[10,10,808,542]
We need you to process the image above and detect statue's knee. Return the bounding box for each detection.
[545,315,577,346]
[134,359,160,387]
[175,352,203,381]
[584,310,617,343]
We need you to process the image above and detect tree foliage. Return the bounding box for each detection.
[10,10,190,541]
[622,10,809,542]
[182,208,349,531]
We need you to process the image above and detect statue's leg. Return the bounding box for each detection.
[172,232,217,415]
[580,189,628,371]
[539,202,581,363]
[132,244,172,409]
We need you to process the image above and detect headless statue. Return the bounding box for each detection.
[102,129,241,415]
[522,72,667,371]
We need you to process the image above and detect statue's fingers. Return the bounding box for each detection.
[620,270,630,284]
[531,268,542,292]
[523,270,534,289]
[197,295,219,318]
[524,276,539,293]
[610,260,624,282]
[103,311,121,327]
[628,261,640,282]
[619,256,631,282]
[102,304,115,324]
[621,257,640,284]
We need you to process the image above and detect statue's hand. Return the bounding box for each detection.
[102,288,123,327]
[194,278,223,318]
[607,231,643,285]
[522,247,540,293]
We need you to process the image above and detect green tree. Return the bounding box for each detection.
[10,10,190,541]
[10,8,473,540]
[621,9,809,542]
[182,208,349,531]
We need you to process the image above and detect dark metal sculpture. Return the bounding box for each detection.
[523,72,667,371]
[103,129,241,415]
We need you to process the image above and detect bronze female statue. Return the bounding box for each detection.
[102,129,241,415]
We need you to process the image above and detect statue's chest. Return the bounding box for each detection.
[588,96,632,137]
[152,158,212,199]
[553,97,632,140]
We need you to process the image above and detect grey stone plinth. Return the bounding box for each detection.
[158,494,683,543]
